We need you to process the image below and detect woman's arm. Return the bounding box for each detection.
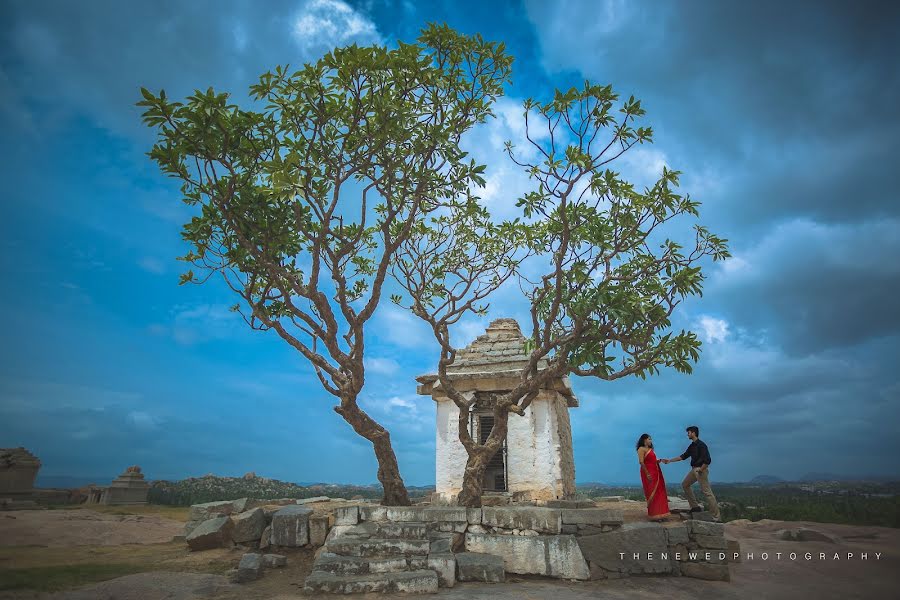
[637,448,652,478]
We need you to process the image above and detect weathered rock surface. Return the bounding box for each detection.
[231,508,266,543]
[455,552,505,583]
[465,532,589,580]
[577,522,671,576]
[303,570,439,594]
[270,505,313,547]
[235,553,263,583]
[185,516,234,552]
[481,507,562,534]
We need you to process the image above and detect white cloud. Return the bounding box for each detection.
[138,256,166,274]
[171,303,242,345]
[127,410,162,430]
[292,0,381,55]
[374,306,434,349]
[696,315,729,344]
[364,356,401,376]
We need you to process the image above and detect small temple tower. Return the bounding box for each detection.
[416,318,578,503]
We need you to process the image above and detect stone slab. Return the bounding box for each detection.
[428,553,456,587]
[186,516,234,552]
[464,533,589,580]
[680,561,730,581]
[232,508,266,543]
[481,507,562,534]
[334,506,359,526]
[455,552,505,583]
[561,508,623,527]
[577,522,671,575]
[303,569,439,594]
[309,515,329,547]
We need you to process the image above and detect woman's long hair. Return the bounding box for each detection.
[636,433,652,450]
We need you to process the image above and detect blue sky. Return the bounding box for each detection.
[1,0,898,487]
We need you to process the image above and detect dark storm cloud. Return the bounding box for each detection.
[0,0,381,141]
[525,0,900,227]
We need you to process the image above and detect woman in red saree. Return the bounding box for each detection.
[637,433,670,521]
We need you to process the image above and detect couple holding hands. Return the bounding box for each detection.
[636,425,721,522]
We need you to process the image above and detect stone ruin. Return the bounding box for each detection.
[179,494,735,593]
[84,465,151,505]
[416,318,577,504]
[0,447,41,494]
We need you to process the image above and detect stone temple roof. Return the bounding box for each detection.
[415,318,577,406]
[0,447,41,469]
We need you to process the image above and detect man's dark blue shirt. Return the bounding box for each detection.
[680,439,712,467]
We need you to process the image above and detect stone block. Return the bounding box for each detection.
[326,538,431,557]
[270,505,313,547]
[482,507,562,534]
[562,524,578,535]
[467,508,482,524]
[577,522,671,575]
[186,516,234,551]
[422,506,467,522]
[687,520,725,536]
[665,524,690,545]
[309,516,329,547]
[262,553,287,567]
[334,506,359,526]
[561,508,623,527]
[189,500,236,522]
[303,570,439,594]
[259,525,271,550]
[680,561,730,581]
[428,553,456,587]
[236,553,263,583]
[455,552,505,583]
[296,496,329,504]
[232,508,266,543]
[430,537,452,554]
[464,533,589,580]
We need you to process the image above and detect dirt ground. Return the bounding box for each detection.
[1,502,898,600]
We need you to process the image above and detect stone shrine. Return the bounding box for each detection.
[0,447,41,494]
[416,319,577,503]
[85,465,150,505]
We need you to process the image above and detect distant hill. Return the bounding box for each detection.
[749,475,785,484]
[147,474,435,506]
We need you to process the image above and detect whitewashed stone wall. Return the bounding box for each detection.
[435,391,574,501]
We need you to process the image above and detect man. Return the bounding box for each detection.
[662,426,720,521]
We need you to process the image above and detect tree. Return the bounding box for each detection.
[392,82,730,507]
[137,24,512,505]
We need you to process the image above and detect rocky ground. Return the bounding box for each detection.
[1,502,897,599]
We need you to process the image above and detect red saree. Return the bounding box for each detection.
[639,448,670,519]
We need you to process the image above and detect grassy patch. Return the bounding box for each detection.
[0,563,148,592]
[47,504,191,522]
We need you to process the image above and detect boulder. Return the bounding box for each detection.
[258,525,271,550]
[186,516,234,552]
[455,552,505,583]
[262,553,287,567]
[236,553,263,583]
[232,508,266,543]
[270,505,313,547]
[189,501,235,522]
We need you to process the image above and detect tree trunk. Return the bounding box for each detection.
[335,401,411,506]
[457,450,491,507]
[457,409,510,508]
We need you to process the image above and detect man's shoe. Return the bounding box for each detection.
[690,507,702,513]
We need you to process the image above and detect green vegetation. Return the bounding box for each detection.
[147,474,433,506]
[578,481,900,528]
